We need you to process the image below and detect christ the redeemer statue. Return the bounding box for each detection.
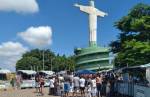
[74,0,108,46]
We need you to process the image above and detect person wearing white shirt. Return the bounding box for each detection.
[49,77,54,95]
[79,76,85,96]
[91,77,97,97]
[73,75,80,96]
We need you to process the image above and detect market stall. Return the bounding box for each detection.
[0,69,11,89]
[17,70,36,88]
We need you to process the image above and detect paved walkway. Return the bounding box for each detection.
[0,88,59,97]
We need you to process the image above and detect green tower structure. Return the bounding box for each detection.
[74,0,113,71]
[74,46,113,71]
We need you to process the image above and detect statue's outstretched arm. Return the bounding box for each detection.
[74,3,80,7]
[74,3,92,14]
[96,9,108,17]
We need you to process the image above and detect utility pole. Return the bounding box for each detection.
[51,58,53,71]
[43,50,45,70]
[51,58,55,71]
[31,66,32,71]
[36,66,38,72]
[34,65,35,71]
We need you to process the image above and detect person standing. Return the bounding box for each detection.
[39,76,45,95]
[16,74,22,90]
[73,75,80,97]
[10,78,16,90]
[79,76,85,97]
[91,76,97,97]
[64,78,70,97]
[101,75,107,96]
[35,74,40,93]
[54,76,59,96]
[106,80,111,97]
[110,73,115,97]
[60,80,64,97]
[70,81,74,96]
[86,82,92,97]
[96,74,102,97]
[49,77,55,95]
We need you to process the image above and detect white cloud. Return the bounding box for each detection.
[0,41,28,71]
[0,0,39,14]
[18,26,52,48]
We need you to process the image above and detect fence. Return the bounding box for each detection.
[115,81,150,97]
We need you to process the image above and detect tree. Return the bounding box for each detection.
[110,3,150,67]
[16,49,76,71]
[114,40,150,67]
[16,49,55,71]
[66,56,76,72]
[16,57,41,70]
[51,55,76,72]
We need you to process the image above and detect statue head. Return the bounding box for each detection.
[90,0,95,7]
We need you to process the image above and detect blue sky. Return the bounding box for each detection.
[0,0,149,71]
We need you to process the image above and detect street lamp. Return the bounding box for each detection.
[98,64,101,72]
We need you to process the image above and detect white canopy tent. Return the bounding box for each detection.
[57,71,66,75]
[39,71,54,75]
[17,70,36,88]
[17,70,36,75]
[0,69,11,74]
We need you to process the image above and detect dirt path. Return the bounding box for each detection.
[0,88,59,97]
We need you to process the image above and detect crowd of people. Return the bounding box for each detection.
[7,67,150,97]
[34,71,123,97]
[8,68,150,97]
[8,70,136,97]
